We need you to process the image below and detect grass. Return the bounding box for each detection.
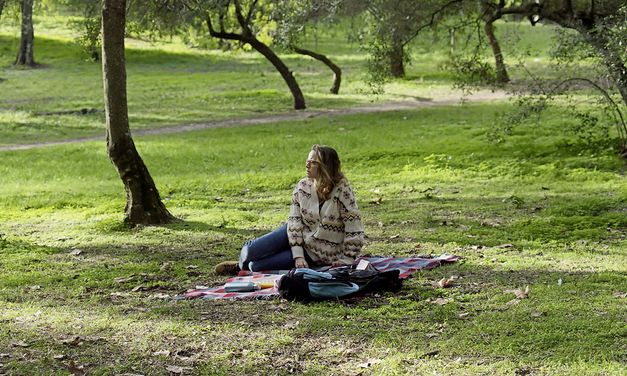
[1,102,626,375]
[1,12,626,376]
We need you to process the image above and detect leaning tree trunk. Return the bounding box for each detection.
[247,37,306,109]
[101,0,173,226]
[293,46,341,94]
[484,18,509,83]
[389,40,405,78]
[15,0,36,66]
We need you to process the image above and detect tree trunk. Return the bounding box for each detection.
[484,18,509,83]
[247,38,306,109]
[389,40,404,78]
[15,0,36,67]
[293,46,341,94]
[101,0,173,226]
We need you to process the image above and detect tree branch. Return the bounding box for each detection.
[402,0,464,48]
[233,0,252,36]
[246,0,259,26]
[205,12,245,41]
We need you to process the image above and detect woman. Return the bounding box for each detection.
[215,145,364,275]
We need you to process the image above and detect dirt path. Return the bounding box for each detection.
[0,90,509,152]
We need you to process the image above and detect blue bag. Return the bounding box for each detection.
[277,266,402,302]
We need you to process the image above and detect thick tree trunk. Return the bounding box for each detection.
[484,18,509,83]
[14,0,36,67]
[389,40,405,78]
[247,38,306,109]
[101,0,173,226]
[293,46,341,94]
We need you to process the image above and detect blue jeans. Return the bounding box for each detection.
[239,224,312,272]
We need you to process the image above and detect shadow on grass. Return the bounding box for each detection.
[0,35,258,73]
[1,253,624,375]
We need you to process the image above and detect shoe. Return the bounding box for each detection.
[214,261,240,275]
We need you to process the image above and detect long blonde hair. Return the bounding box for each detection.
[311,145,345,201]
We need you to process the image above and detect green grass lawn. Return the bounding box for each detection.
[1,102,625,375]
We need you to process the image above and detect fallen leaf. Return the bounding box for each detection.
[69,248,83,256]
[28,285,41,291]
[389,234,400,239]
[431,298,452,305]
[214,197,223,202]
[83,335,105,343]
[613,291,626,298]
[152,350,171,357]
[458,312,470,318]
[358,358,382,368]
[60,336,83,346]
[160,262,171,272]
[432,275,459,288]
[110,292,130,299]
[506,298,521,306]
[149,293,170,300]
[283,320,299,329]
[505,286,530,299]
[114,275,135,283]
[166,365,184,374]
[131,285,144,292]
[67,360,86,375]
[11,341,29,348]
[53,354,66,360]
[531,310,543,317]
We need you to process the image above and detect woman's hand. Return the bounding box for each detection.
[294,257,309,269]
[331,260,350,267]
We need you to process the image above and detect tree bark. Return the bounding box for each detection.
[484,18,509,83]
[389,40,405,78]
[205,12,306,110]
[293,46,341,94]
[247,38,306,109]
[101,0,173,226]
[15,0,36,67]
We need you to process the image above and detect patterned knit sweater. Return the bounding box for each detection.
[288,178,365,265]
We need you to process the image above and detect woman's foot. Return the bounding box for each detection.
[214,261,240,275]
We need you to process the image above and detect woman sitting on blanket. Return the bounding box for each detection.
[215,144,365,275]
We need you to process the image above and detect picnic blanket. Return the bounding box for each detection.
[181,254,461,300]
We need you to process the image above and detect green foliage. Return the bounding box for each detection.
[67,14,100,61]
[445,56,498,87]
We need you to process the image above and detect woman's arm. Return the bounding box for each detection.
[287,182,306,263]
[339,184,365,261]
